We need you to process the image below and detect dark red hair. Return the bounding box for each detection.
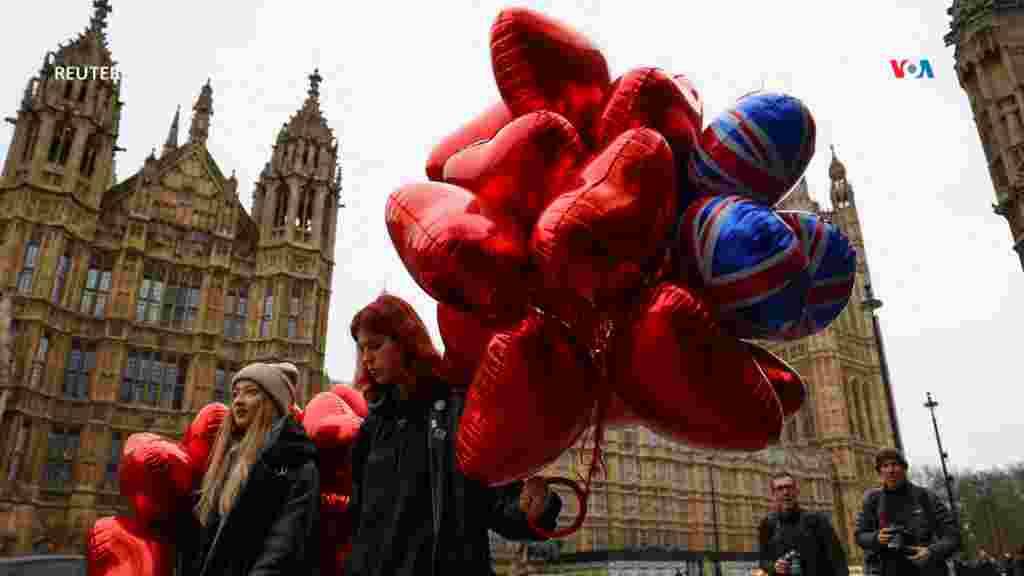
[350,293,442,390]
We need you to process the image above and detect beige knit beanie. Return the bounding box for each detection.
[231,362,299,417]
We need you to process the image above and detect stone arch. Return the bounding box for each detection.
[273,183,290,228]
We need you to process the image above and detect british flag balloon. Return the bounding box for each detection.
[680,195,809,339]
[689,92,815,206]
[773,211,857,339]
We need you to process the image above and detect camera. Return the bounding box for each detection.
[887,524,906,551]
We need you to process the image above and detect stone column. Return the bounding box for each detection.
[285,178,301,241]
[311,186,326,250]
[30,116,57,182]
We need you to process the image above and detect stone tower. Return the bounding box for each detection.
[249,68,341,401]
[945,0,1024,270]
[0,3,342,553]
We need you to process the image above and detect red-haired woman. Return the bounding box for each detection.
[345,293,562,576]
[176,362,320,576]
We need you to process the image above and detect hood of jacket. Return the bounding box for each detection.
[257,414,318,469]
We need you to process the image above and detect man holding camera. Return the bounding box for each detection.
[855,449,960,576]
[757,472,848,575]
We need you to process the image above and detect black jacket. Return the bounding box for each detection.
[345,382,562,576]
[855,483,960,576]
[757,508,849,576]
[177,414,320,576]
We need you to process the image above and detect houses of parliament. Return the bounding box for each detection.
[0,1,341,553]
[0,0,917,567]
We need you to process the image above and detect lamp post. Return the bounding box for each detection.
[924,392,959,528]
[708,452,722,576]
[924,391,962,575]
[861,282,904,452]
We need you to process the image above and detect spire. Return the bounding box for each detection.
[308,68,323,99]
[829,144,853,208]
[163,105,180,155]
[189,78,214,145]
[829,144,847,181]
[89,0,113,36]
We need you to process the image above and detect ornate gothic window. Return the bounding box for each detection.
[81,133,101,177]
[224,282,249,339]
[259,284,274,337]
[47,120,75,165]
[63,340,95,400]
[136,264,201,331]
[81,253,113,318]
[52,250,71,306]
[21,121,39,162]
[28,334,48,391]
[120,349,188,410]
[273,184,290,229]
[42,426,79,489]
[17,237,40,294]
[105,431,121,491]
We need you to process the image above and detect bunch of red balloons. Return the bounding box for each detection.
[387,6,856,527]
[87,386,367,576]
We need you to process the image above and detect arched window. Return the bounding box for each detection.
[21,121,39,162]
[81,133,102,177]
[273,183,290,229]
[321,191,334,248]
[846,379,860,438]
[77,79,89,103]
[298,186,314,233]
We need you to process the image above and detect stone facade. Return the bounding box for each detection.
[0,2,341,555]
[946,0,1024,269]
[495,152,899,574]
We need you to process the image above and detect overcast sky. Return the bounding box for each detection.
[1,1,1019,472]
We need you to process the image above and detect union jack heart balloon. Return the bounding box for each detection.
[774,210,857,339]
[679,194,810,340]
[689,91,816,207]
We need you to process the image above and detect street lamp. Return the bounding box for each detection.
[924,392,962,575]
[861,282,904,452]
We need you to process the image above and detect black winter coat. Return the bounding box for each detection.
[345,382,563,576]
[855,483,959,576]
[757,509,849,576]
[176,414,320,576]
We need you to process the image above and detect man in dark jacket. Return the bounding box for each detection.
[855,449,959,576]
[344,380,562,576]
[757,472,848,575]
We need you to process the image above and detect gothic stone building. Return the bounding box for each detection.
[946,0,1024,270]
[493,151,900,574]
[0,3,341,554]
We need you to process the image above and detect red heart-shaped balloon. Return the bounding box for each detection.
[491,7,610,140]
[744,342,806,417]
[612,282,785,450]
[120,433,194,525]
[438,302,502,389]
[331,383,369,419]
[531,128,677,308]
[181,402,228,487]
[386,182,531,319]
[88,516,175,576]
[457,310,594,486]
[596,67,702,163]
[443,110,586,235]
[426,101,514,181]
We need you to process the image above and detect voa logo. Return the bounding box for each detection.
[890,59,934,79]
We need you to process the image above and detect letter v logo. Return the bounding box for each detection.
[890,59,908,79]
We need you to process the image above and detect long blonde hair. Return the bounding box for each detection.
[194,393,279,526]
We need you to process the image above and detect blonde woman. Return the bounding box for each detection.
[176,362,319,576]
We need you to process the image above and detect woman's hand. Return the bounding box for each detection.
[518,477,550,520]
